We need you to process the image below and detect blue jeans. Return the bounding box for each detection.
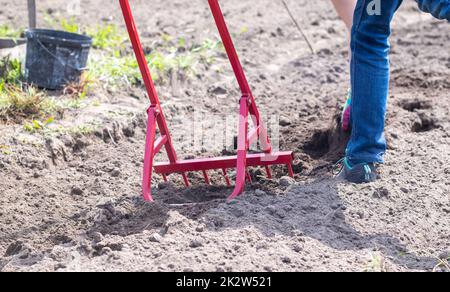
[346,0,450,165]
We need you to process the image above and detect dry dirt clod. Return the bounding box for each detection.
[400,187,409,194]
[189,239,204,248]
[70,186,84,196]
[279,176,295,187]
[91,232,104,243]
[73,137,90,152]
[230,207,245,218]
[4,241,23,257]
[279,116,292,127]
[255,189,267,197]
[122,126,135,138]
[281,256,292,264]
[210,86,227,95]
[374,187,390,198]
[265,205,277,215]
[292,244,302,253]
[149,233,163,243]
[110,168,121,177]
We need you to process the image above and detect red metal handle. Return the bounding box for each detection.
[119,0,178,164]
[208,0,252,96]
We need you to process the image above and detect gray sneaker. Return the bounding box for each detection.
[335,158,378,183]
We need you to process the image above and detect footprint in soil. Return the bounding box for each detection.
[398,99,441,133]
[398,99,440,133]
[411,112,440,133]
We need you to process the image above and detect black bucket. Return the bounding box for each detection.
[25,29,92,90]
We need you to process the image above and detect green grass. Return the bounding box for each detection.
[44,16,225,89]
[89,37,224,89]
[46,16,126,52]
[60,17,80,34]
[49,122,99,136]
[0,57,22,93]
[0,56,91,128]
[0,57,60,123]
[2,19,225,90]
[0,85,60,122]
[0,144,11,155]
[0,25,23,39]
[87,24,125,51]
[89,51,186,88]
[23,116,55,133]
[63,72,95,99]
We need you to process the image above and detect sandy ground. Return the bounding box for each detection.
[0,0,449,272]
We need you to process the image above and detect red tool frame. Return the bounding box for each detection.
[119,0,294,202]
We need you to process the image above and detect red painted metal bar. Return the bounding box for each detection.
[228,96,250,200]
[153,135,168,156]
[142,107,157,202]
[222,169,231,186]
[265,165,273,179]
[120,0,296,202]
[182,173,190,187]
[208,0,272,155]
[202,170,211,185]
[287,163,294,178]
[208,0,251,96]
[246,171,253,184]
[120,0,178,164]
[154,152,294,174]
[247,126,260,147]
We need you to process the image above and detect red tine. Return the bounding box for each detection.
[182,173,190,187]
[265,165,273,179]
[287,164,294,177]
[222,169,231,186]
[202,170,210,185]
[246,171,253,184]
[162,174,168,182]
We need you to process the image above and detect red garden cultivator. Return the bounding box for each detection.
[119,0,294,202]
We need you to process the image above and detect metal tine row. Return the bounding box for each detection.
[160,163,294,186]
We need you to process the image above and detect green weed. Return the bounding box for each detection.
[0,85,60,122]
[87,23,125,51]
[43,15,225,89]
[63,72,95,99]
[0,144,11,155]
[0,25,23,39]
[0,57,22,92]
[23,116,55,133]
[46,16,125,52]
[60,17,80,33]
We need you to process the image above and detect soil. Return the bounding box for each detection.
[0,0,449,272]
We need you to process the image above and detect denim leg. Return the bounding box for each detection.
[346,0,403,165]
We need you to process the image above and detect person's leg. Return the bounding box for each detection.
[346,0,403,165]
[331,0,358,31]
[331,0,357,132]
